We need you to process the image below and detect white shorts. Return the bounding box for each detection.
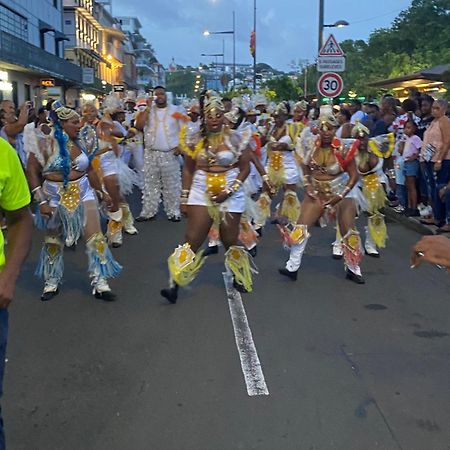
[43,175,96,208]
[100,151,118,177]
[266,151,300,185]
[187,168,245,213]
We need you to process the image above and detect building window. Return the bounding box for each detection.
[65,20,71,25]
[24,84,31,102]
[11,81,18,108]
[53,0,59,9]
[0,4,28,41]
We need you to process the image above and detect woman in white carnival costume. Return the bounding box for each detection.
[279,107,365,284]
[26,102,121,301]
[260,102,302,226]
[160,91,255,304]
[94,95,138,247]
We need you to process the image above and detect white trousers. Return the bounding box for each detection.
[140,149,181,218]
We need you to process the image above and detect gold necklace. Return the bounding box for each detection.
[207,130,225,150]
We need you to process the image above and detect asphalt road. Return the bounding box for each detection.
[3,199,450,450]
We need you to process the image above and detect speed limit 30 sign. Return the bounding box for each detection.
[317,72,343,98]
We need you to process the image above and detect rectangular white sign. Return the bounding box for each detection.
[82,68,94,85]
[317,57,345,72]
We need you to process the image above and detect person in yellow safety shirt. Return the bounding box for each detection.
[0,137,32,450]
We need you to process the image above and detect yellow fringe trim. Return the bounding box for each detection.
[362,174,387,214]
[368,213,387,248]
[225,246,257,293]
[256,192,271,223]
[280,191,301,224]
[168,243,205,287]
[179,125,204,159]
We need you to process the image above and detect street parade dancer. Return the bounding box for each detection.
[95,95,138,247]
[279,107,365,284]
[332,121,394,258]
[135,86,186,222]
[160,91,255,304]
[25,102,121,301]
[259,102,302,227]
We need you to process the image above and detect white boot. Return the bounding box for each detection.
[121,203,138,235]
[41,279,59,301]
[364,226,379,257]
[107,209,123,248]
[279,225,309,280]
[332,241,343,259]
[91,276,116,301]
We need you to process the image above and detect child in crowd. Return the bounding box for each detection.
[399,117,422,216]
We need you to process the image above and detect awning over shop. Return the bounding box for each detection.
[368,64,449,96]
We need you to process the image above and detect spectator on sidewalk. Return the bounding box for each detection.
[421,99,450,228]
[0,101,32,166]
[392,99,420,213]
[336,108,352,138]
[399,116,422,216]
[0,137,32,450]
[349,99,367,125]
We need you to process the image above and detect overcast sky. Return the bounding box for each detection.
[112,0,413,72]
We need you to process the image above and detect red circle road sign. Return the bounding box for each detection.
[317,72,343,98]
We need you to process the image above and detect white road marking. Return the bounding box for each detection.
[223,273,269,397]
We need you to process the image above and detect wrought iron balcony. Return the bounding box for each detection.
[0,31,82,83]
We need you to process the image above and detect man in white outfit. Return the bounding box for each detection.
[135,86,185,222]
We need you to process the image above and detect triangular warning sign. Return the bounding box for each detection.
[319,34,344,56]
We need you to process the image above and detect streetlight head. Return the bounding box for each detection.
[334,20,349,28]
[203,30,210,36]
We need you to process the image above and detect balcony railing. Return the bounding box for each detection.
[0,31,82,83]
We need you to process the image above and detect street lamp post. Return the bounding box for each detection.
[203,11,236,90]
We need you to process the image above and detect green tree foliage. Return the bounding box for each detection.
[300,0,450,98]
[262,75,303,101]
[166,70,199,97]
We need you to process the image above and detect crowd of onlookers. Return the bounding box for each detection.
[331,95,450,233]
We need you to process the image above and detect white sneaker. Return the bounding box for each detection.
[123,223,138,235]
[332,241,343,259]
[364,240,380,257]
[109,231,123,248]
[41,280,59,301]
[43,280,58,294]
[420,205,433,218]
[91,276,116,301]
[393,205,405,213]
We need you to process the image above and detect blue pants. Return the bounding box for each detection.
[396,184,407,208]
[434,160,450,226]
[421,161,437,205]
[0,309,7,450]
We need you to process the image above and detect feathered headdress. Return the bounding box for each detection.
[294,100,309,111]
[51,100,80,123]
[351,120,370,138]
[253,93,267,107]
[203,90,224,114]
[273,102,289,116]
[225,106,241,124]
[102,93,124,115]
[318,105,339,130]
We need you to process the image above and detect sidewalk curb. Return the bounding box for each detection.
[384,207,437,236]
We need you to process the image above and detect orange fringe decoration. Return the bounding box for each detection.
[239,220,258,248]
[172,112,191,122]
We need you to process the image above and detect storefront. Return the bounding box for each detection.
[368,64,449,100]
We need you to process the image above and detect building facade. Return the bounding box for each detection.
[117,15,165,92]
[0,0,82,105]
